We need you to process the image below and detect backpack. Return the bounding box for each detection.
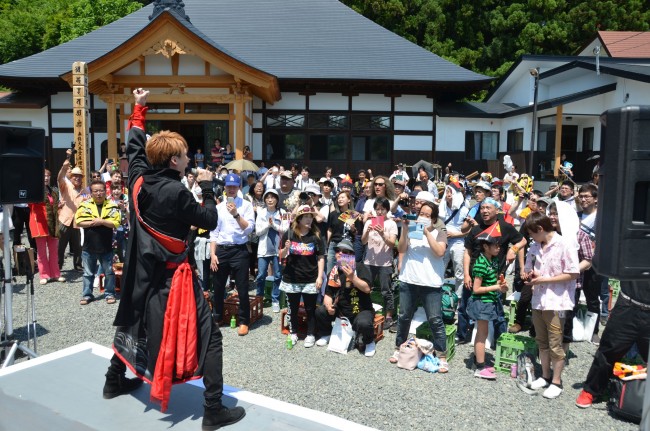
[441,283,458,324]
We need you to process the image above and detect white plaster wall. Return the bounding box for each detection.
[93,95,106,109]
[51,93,73,109]
[252,133,263,160]
[253,96,263,110]
[352,94,390,111]
[497,76,531,106]
[394,115,433,131]
[0,108,48,131]
[52,112,73,128]
[271,92,305,110]
[395,95,432,112]
[613,79,650,107]
[179,54,206,75]
[52,133,74,149]
[436,117,500,152]
[145,55,172,75]
[394,135,433,151]
[547,75,615,100]
[253,113,263,128]
[208,64,229,76]
[309,93,347,110]
[114,61,139,75]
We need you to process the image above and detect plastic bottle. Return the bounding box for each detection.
[230,315,236,328]
[510,363,518,378]
[286,333,293,350]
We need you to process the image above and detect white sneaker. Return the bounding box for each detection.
[542,384,563,399]
[364,341,376,357]
[57,276,66,283]
[290,334,298,346]
[315,336,330,347]
[272,302,280,313]
[530,377,550,390]
[39,279,48,285]
[304,335,316,348]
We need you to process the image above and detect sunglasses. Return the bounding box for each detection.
[374,182,386,187]
[336,249,354,255]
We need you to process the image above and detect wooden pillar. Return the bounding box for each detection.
[553,105,564,178]
[107,94,118,160]
[235,91,245,160]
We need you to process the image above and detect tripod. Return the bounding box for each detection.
[1,210,38,368]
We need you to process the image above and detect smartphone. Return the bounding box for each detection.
[108,158,114,164]
[227,197,235,204]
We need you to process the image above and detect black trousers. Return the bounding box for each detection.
[286,292,317,336]
[212,244,250,325]
[108,317,225,409]
[513,259,533,327]
[583,295,650,396]
[58,224,81,269]
[12,206,36,249]
[582,268,604,336]
[315,306,375,345]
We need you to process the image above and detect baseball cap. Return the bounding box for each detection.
[474,181,492,192]
[224,173,241,187]
[280,170,293,179]
[335,238,354,252]
[318,177,334,186]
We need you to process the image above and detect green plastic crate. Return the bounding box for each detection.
[506,301,517,327]
[494,333,538,373]
[415,323,456,361]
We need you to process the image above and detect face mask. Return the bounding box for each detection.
[416,217,431,228]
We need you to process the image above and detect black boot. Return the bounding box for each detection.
[202,405,246,430]
[103,372,143,399]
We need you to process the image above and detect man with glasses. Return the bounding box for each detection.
[314,238,377,356]
[75,180,121,305]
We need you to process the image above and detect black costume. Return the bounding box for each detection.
[107,104,223,410]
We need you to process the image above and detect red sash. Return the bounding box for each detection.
[132,175,198,412]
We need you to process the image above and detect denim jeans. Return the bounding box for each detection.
[255,255,281,303]
[443,241,465,298]
[457,285,473,340]
[82,250,115,298]
[396,282,446,356]
[326,241,338,277]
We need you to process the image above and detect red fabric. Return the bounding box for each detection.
[150,260,198,412]
[128,104,148,131]
[132,176,186,254]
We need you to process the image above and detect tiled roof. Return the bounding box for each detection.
[599,31,650,58]
[0,0,491,91]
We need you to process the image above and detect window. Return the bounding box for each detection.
[147,103,180,114]
[268,134,305,159]
[352,135,390,161]
[465,131,498,160]
[309,114,348,129]
[583,127,594,152]
[267,114,305,128]
[184,103,229,114]
[309,135,347,160]
[507,128,523,152]
[351,115,390,130]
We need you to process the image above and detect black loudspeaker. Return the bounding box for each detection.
[0,125,45,204]
[593,106,650,279]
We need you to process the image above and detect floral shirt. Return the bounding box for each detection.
[524,232,580,311]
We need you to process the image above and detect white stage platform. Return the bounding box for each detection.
[0,342,376,431]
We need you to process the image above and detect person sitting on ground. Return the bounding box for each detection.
[279,205,325,348]
[75,180,121,305]
[315,238,376,356]
[522,211,579,399]
[468,233,508,380]
[361,197,397,330]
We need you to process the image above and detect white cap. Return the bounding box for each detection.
[415,191,436,205]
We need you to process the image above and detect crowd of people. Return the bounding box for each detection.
[1,88,647,427]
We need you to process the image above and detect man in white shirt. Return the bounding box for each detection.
[262,166,281,190]
[210,173,256,336]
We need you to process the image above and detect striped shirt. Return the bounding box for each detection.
[471,253,500,303]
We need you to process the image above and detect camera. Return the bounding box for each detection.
[405,214,417,221]
[299,191,310,204]
[399,198,409,207]
[522,192,530,199]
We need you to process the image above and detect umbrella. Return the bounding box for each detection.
[225,159,259,172]
[411,160,435,179]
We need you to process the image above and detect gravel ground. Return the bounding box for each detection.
[2,255,639,431]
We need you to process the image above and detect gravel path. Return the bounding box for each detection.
[2,256,638,431]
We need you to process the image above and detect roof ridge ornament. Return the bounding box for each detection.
[149,0,190,23]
